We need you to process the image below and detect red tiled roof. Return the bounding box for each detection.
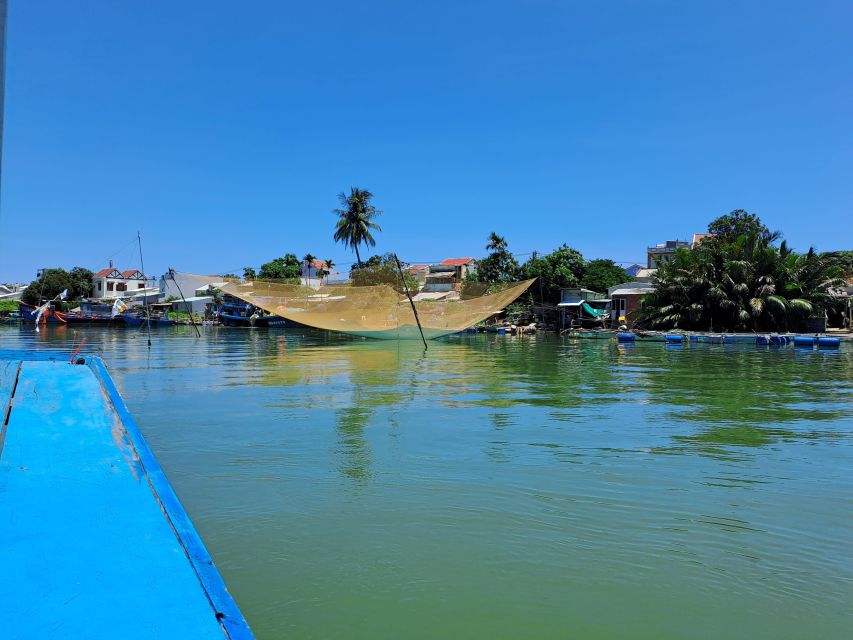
[310,259,328,269]
[121,270,145,279]
[94,268,114,278]
[407,264,430,270]
[440,257,475,266]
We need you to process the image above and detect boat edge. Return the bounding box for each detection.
[86,355,255,640]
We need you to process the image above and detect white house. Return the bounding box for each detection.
[91,267,156,300]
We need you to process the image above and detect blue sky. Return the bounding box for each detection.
[1,0,851,282]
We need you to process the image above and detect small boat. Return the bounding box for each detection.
[18,302,66,324]
[217,311,287,328]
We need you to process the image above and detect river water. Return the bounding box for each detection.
[2,324,852,639]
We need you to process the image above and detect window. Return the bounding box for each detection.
[107,282,114,291]
[116,282,127,292]
[138,283,144,289]
[97,282,102,291]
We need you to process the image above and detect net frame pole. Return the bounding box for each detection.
[394,253,427,349]
[169,268,201,337]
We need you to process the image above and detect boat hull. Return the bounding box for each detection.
[218,312,287,328]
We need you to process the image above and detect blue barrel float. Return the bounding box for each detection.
[818,337,840,349]
[665,335,684,344]
[793,336,816,348]
[617,332,636,342]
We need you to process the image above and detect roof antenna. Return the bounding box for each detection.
[394,253,427,350]
[137,231,152,347]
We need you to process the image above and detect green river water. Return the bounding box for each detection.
[2,325,852,639]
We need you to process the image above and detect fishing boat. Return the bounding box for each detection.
[217,310,287,328]
[18,302,67,324]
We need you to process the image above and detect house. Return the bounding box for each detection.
[608,281,655,328]
[405,265,430,286]
[438,258,477,281]
[557,287,610,330]
[160,271,222,302]
[624,263,645,278]
[170,296,215,315]
[646,240,690,268]
[423,258,477,293]
[91,264,158,300]
[634,268,656,282]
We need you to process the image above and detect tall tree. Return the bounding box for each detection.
[521,245,585,303]
[324,258,335,284]
[708,209,780,243]
[258,254,302,281]
[580,259,629,293]
[474,232,519,284]
[333,187,382,266]
[302,253,316,281]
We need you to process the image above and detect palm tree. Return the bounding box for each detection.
[333,188,382,266]
[324,258,335,285]
[303,253,316,283]
[485,232,508,253]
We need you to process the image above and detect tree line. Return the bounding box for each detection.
[640,210,848,331]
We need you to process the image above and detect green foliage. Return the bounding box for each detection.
[333,187,382,265]
[21,267,93,305]
[708,209,779,243]
[351,254,418,293]
[823,250,853,278]
[473,232,520,284]
[521,245,585,303]
[243,267,257,280]
[580,259,630,294]
[642,212,845,332]
[0,300,19,315]
[258,254,302,281]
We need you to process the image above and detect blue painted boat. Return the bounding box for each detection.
[0,352,254,638]
[218,311,287,327]
[17,302,65,324]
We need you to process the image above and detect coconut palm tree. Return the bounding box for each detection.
[333,188,382,266]
[302,253,316,283]
[485,232,508,253]
[324,258,335,285]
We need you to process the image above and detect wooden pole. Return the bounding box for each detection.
[394,254,427,350]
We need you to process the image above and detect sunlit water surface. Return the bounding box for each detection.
[2,325,852,639]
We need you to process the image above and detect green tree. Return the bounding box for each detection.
[324,258,335,284]
[67,267,95,299]
[17,265,95,309]
[473,232,520,284]
[708,209,779,243]
[302,253,316,281]
[351,255,418,293]
[520,245,585,304]
[333,187,382,266]
[641,217,844,332]
[243,267,257,280]
[580,259,629,294]
[258,254,302,281]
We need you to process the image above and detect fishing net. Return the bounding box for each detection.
[174,272,535,339]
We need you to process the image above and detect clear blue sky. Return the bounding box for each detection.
[1,0,851,282]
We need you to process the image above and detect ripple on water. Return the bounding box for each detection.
[2,326,852,639]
